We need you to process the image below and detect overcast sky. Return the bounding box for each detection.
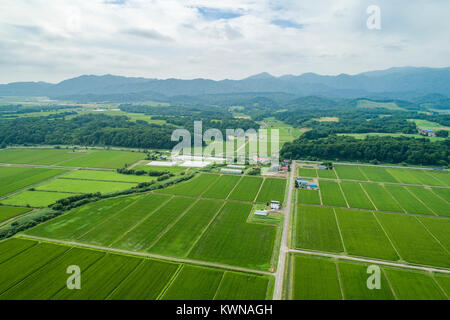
[0,0,449,83]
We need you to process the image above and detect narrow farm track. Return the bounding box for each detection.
[288,248,450,274]
[273,160,295,300]
[18,234,273,276]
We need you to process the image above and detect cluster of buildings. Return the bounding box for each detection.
[254,201,281,217]
[418,128,436,137]
[297,178,318,190]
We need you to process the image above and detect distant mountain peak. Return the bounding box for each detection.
[244,72,275,80]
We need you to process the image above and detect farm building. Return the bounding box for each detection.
[254,210,268,216]
[280,166,289,172]
[418,128,436,137]
[220,168,243,174]
[227,164,246,169]
[317,165,327,170]
[297,178,319,190]
[270,201,281,210]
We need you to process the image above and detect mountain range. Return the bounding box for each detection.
[0,67,449,103]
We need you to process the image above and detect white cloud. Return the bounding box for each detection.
[0,0,448,83]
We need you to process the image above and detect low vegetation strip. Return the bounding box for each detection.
[0,206,31,224]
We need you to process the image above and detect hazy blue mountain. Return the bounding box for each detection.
[0,67,449,100]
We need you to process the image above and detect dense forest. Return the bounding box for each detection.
[281,134,449,166]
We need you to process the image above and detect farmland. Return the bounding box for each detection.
[256,178,287,203]
[228,176,263,202]
[35,178,137,194]
[0,238,272,300]
[0,206,31,224]
[288,254,448,300]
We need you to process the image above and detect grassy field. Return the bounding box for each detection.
[0,149,87,165]
[0,166,67,197]
[295,206,344,253]
[202,175,241,199]
[297,189,321,205]
[1,191,76,207]
[335,165,368,181]
[407,187,450,217]
[59,150,146,169]
[132,164,186,173]
[228,176,263,202]
[256,178,286,204]
[298,168,317,178]
[360,183,403,212]
[35,178,137,194]
[318,180,347,207]
[340,182,375,210]
[289,254,448,300]
[155,174,219,197]
[0,206,31,224]
[0,238,272,300]
[62,170,157,183]
[189,202,277,271]
[384,185,434,215]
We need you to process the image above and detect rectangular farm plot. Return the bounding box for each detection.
[335,165,368,181]
[35,178,137,194]
[384,185,434,215]
[189,202,277,271]
[213,272,271,300]
[297,189,321,205]
[26,195,141,240]
[358,166,399,183]
[432,188,450,203]
[228,176,263,202]
[202,174,241,199]
[407,187,449,217]
[1,191,75,208]
[77,194,171,246]
[291,255,342,300]
[256,178,286,203]
[0,238,37,264]
[0,148,86,165]
[337,262,394,300]
[112,196,196,251]
[384,268,447,300]
[0,166,67,197]
[108,260,180,300]
[298,168,317,178]
[0,242,69,294]
[417,216,450,251]
[161,265,224,300]
[317,169,337,179]
[376,212,449,268]
[149,199,224,257]
[319,180,347,207]
[62,170,157,183]
[155,174,219,197]
[335,209,399,261]
[52,253,142,300]
[295,206,344,253]
[425,170,450,187]
[340,182,375,210]
[59,150,146,169]
[0,206,31,224]
[434,274,450,297]
[360,183,403,212]
[386,168,445,187]
[0,247,105,300]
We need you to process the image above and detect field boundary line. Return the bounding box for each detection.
[184,201,227,257]
[0,208,38,227]
[430,273,449,299]
[289,248,450,274]
[104,259,145,300]
[108,195,174,247]
[381,184,407,214]
[414,216,449,255]
[332,208,347,254]
[335,262,345,300]
[381,268,398,300]
[0,245,71,296]
[75,195,144,241]
[403,186,439,216]
[145,199,201,251]
[198,174,222,197]
[359,182,378,210]
[18,234,273,275]
[317,181,324,205]
[224,174,244,200]
[429,188,450,205]
[336,181,350,208]
[211,271,227,300]
[253,177,266,203]
[371,212,403,261]
[0,240,39,267]
[156,264,184,300]
[422,170,447,187]
[357,166,370,182]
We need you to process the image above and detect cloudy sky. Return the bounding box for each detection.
[0,0,449,83]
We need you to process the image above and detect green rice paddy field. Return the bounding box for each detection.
[0,238,272,300]
[0,206,31,224]
[289,254,449,300]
